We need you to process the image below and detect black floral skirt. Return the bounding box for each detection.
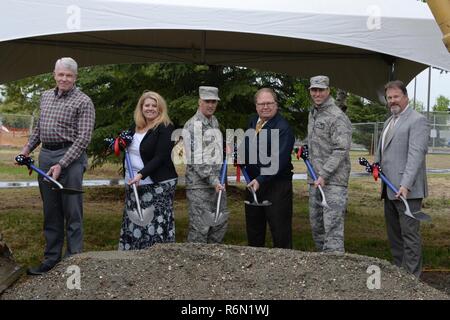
[119,179,177,250]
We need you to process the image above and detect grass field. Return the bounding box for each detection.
[2,146,450,180]
[0,147,449,270]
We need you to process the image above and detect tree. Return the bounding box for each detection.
[433,95,450,112]
[1,63,312,167]
[411,100,424,112]
[345,94,389,153]
[0,74,53,114]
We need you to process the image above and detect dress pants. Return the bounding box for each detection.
[38,147,86,266]
[384,197,423,278]
[245,179,293,249]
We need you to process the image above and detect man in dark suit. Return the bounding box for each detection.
[243,88,295,249]
[375,80,430,278]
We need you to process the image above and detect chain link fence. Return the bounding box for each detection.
[352,112,450,154]
[2,112,450,154]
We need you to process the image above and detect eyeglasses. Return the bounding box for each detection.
[256,102,276,107]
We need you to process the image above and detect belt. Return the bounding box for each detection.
[42,142,73,150]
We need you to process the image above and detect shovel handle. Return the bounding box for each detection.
[132,183,144,221]
[378,172,399,194]
[30,164,63,189]
[240,165,252,184]
[251,188,259,204]
[304,159,318,181]
[124,150,144,221]
[124,149,135,181]
[219,159,227,185]
[214,189,223,222]
[358,158,399,194]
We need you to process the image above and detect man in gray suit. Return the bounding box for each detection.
[375,80,430,278]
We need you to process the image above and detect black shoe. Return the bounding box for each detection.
[26,263,55,276]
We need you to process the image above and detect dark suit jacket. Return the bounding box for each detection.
[244,112,295,185]
[128,123,178,183]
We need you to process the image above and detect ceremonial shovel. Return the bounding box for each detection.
[204,159,228,227]
[123,150,154,227]
[358,157,431,222]
[299,145,330,209]
[240,165,271,207]
[105,133,154,227]
[15,154,83,194]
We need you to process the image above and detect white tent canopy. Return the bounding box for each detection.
[1,0,449,101]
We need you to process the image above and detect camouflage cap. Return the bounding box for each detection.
[309,75,330,89]
[199,86,220,101]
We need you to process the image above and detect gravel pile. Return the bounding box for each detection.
[2,243,448,300]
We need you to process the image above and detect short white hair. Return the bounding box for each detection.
[54,57,78,74]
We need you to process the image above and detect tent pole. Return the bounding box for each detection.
[427,66,431,120]
[413,77,417,110]
[389,60,395,81]
[201,31,206,64]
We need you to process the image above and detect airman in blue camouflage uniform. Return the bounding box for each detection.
[307,76,352,253]
[183,86,229,243]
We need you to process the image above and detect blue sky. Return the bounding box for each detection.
[406,67,450,111]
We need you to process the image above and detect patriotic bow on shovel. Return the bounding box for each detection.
[15,154,83,194]
[299,145,330,209]
[358,157,431,222]
[105,131,154,227]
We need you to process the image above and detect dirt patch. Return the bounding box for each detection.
[1,243,448,300]
[421,271,450,296]
[0,132,29,148]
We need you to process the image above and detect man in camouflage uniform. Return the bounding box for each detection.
[183,86,229,243]
[307,76,352,253]
[335,89,348,113]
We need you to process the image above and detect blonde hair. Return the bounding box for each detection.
[134,91,172,130]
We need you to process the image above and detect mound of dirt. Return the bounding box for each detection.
[1,243,448,300]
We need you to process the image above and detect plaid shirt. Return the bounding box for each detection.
[28,86,95,168]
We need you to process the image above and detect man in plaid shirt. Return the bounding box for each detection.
[20,57,95,275]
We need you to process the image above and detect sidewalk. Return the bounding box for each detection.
[1,169,449,189]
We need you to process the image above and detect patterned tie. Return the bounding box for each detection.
[255,119,265,135]
[383,116,397,153]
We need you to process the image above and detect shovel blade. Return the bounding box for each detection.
[43,180,83,194]
[204,211,227,227]
[51,187,84,194]
[411,211,432,222]
[127,206,154,227]
[321,201,330,209]
[317,186,330,209]
[244,200,272,207]
[399,196,431,222]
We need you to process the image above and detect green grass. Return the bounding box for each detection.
[1,178,449,270]
[1,148,449,270]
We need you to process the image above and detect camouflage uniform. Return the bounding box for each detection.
[184,110,229,243]
[335,90,348,113]
[307,96,352,253]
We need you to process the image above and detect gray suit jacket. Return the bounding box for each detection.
[375,106,430,200]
